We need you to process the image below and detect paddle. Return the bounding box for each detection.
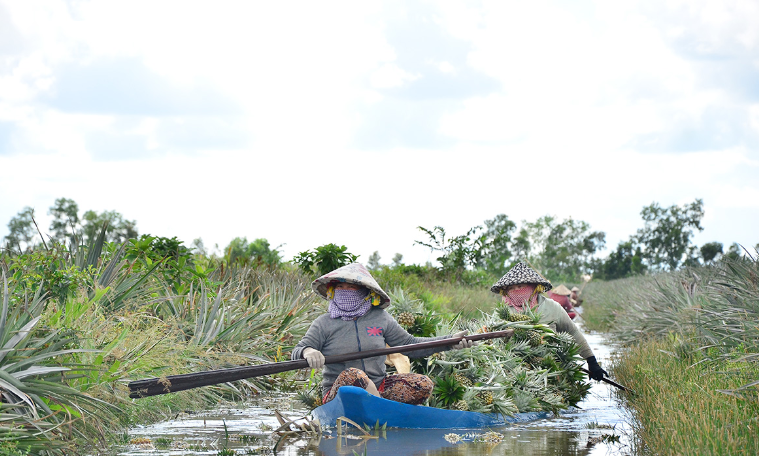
[579,367,632,392]
[128,329,515,398]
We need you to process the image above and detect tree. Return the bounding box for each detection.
[596,240,646,280]
[4,207,37,253]
[415,225,486,279]
[635,199,704,271]
[293,243,358,276]
[81,210,138,244]
[723,243,744,261]
[700,242,723,264]
[521,216,606,282]
[48,198,79,245]
[192,238,207,256]
[367,251,382,270]
[392,253,404,267]
[225,237,282,265]
[481,214,517,275]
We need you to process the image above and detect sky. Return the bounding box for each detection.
[1,0,758,266]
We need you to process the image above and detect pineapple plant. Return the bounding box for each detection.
[432,375,465,408]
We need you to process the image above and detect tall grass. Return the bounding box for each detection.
[614,339,759,456]
[581,255,759,455]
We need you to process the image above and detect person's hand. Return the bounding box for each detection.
[586,356,608,381]
[451,330,479,350]
[303,347,325,369]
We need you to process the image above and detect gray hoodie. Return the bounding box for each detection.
[291,307,450,396]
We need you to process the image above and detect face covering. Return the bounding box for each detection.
[502,284,539,310]
[329,288,372,321]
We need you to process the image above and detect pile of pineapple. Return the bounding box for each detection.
[388,289,591,416]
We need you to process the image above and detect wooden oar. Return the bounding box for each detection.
[128,329,515,398]
[579,367,632,393]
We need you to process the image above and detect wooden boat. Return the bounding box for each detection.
[311,386,552,429]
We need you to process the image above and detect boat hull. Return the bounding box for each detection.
[311,386,552,429]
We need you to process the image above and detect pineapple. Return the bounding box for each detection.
[527,330,543,347]
[453,400,469,411]
[388,287,424,329]
[509,313,532,323]
[453,372,473,388]
[397,312,416,328]
[476,390,494,405]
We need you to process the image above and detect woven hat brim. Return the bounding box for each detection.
[311,263,391,309]
[490,262,553,293]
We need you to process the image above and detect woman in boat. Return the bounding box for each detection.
[292,262,475,405]
[547,284,577,319]
[491,262,607,381]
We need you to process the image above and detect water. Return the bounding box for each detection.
[117,319,631,456]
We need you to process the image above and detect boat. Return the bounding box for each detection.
[311,386,553,429]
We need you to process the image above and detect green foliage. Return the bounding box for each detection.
[48,197,80,245]
[0,271,121,453]
[81,209,138,245]
[415,225,486,281]
[225,237,282,266]
[700,241,723,264]
[615,338,759,456]
[367,251,382,270]
[432,375,466,407]
[3,206,37,253]
[594,240,646,280]
[424,308,590,414]
[635,198,704,271]
[520,215,606,283]
[293,243,358,276]
[481,214,517,275]
[7,249,92,303]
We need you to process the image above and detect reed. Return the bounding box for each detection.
[614,338,759,456]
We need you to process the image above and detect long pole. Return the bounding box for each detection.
[579,367,631,392]
[128,329,515,398]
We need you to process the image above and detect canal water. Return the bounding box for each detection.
[116,319,631,456]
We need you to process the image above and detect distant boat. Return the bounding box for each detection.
[312,386,554,429]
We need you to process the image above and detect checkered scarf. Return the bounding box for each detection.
[329,288,372,321]
[502,285,539,311]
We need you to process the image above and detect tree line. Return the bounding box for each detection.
[2,197,755,283]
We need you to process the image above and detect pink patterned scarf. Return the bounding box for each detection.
[502,285,539,311]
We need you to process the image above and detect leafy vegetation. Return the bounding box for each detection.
[293,243,358,277]
[582,253,759,455]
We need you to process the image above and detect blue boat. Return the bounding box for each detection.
[311,386,553,429]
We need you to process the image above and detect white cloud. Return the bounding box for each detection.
[0,0,757,266]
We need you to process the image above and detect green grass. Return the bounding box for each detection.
[614,338,759,456]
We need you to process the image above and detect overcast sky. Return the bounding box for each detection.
[1,0,757,265]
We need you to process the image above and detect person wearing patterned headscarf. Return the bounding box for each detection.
[491,262,607,382]
[292,263,477,405]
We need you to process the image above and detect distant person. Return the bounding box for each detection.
[292,263,476,405]
[548,284,577,319]
[570,286,583,307]
[490,262,607,382]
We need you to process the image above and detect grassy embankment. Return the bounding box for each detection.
[582,257,759,455]
[0,238,326,455]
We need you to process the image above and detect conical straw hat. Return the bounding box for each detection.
[312,262,391,308]
[490,262,552,294]
[552,284,572,296]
